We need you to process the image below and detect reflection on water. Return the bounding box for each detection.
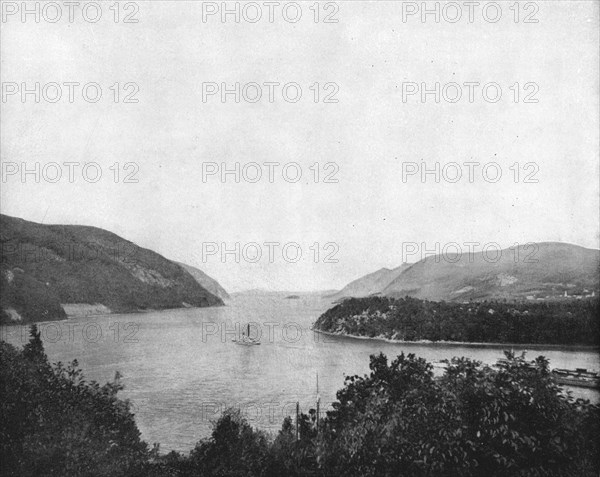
[2,292,599,452]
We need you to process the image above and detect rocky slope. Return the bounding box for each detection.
[0,214,223,323]
[176,262,230,301]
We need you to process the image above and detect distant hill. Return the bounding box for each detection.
[383,242,599,302]
[176,262,230,301]
[319,289,339,297]
[328,243,599,303]
[0,215,223,324]
[329,264,411,300]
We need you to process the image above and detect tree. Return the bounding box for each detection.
[187,408,275,477]
[315,352,600,477]
[22,324,45,363]
[0,332,148,477]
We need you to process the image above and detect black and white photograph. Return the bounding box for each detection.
[1,1,599,475]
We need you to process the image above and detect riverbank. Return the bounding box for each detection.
[0,302,228,326]
[312,328,600,352]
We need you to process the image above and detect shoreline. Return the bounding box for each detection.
[0,303,228,327]
[311,328,600,352]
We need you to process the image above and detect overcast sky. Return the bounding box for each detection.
[1,1,598,292]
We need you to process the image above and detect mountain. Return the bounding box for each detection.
[0,214,223,324]
[176,262,230,301]
[330,264,411,300]
[383,242,599,302]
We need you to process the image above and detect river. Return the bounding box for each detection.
[2,292,598,452]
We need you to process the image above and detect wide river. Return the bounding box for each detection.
[2,292,599,452]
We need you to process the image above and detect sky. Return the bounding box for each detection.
[1,1,599,292]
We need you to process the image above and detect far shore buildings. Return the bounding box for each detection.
[524,290,596,301]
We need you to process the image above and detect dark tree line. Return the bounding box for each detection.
[315,296,599,345]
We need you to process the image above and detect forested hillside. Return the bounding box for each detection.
[314,296,599,345]
[0,215,223,324]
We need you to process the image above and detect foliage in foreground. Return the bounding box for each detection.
[0,326,148,477]
[1,326,599,476]
[316,352,599,477]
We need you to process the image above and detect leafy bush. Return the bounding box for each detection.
[316,352,600,477]
[0,325,148,477]
[185,408,275,477]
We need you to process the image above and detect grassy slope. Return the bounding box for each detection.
[331,263,411,300]
[383,242,599,301]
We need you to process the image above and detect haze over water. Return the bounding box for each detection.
[2,292,598,452]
